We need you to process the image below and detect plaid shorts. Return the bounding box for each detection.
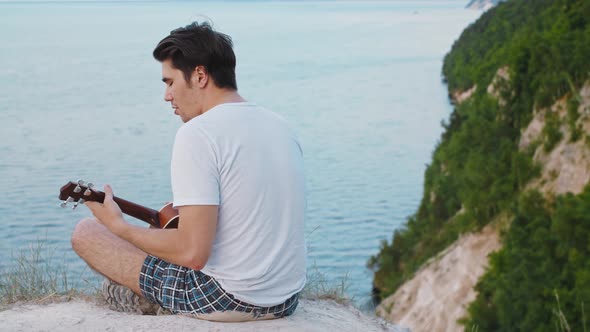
[139,255,299,318]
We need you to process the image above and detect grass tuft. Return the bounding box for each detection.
[0,239,87,308]
[553,291,571,332]
[302,263,351,305]
[552,290,588,332]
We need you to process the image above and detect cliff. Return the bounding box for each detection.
[377,75,590,331]
[371,0,590,330]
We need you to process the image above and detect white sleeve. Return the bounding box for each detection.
[170,125,220,207]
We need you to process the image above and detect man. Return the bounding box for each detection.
[71,22,307,321]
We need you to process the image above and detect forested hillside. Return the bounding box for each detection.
[369,0,590,330]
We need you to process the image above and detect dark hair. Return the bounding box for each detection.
[153,22,237,90]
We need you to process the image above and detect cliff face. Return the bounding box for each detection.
[376,224,501,332]
[520,82,590,196]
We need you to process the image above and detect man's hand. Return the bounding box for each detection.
[85,184,126,232]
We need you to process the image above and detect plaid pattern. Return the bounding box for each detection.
[139,255,299,318]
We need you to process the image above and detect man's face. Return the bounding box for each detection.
[161,59,201,123]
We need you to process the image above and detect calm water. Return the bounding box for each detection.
[0,1,480,309]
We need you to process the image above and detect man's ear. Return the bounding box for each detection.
[193,66,209,88]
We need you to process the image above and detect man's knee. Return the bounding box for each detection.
[71,217,97,255]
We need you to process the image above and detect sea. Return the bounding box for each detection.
[0,0,481,310]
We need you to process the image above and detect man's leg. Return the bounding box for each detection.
[71,219,291,320]
[71,217,147,295]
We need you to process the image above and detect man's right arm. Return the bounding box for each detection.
[113,204,218,270]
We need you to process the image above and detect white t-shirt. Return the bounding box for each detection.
[170,102,306,306]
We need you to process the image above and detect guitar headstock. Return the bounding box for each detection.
[59,180,103,210]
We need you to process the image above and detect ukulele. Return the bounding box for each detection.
[59,180,179,229]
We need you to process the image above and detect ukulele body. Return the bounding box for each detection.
[158,202,179,229]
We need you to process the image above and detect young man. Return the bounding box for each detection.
[71,22,307,321]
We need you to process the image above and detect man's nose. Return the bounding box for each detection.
[164,88,172,102]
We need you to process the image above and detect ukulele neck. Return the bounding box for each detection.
[93,191,161,227]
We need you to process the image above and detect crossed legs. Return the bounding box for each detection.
[71,217,147,296]
[70,218,283,321]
